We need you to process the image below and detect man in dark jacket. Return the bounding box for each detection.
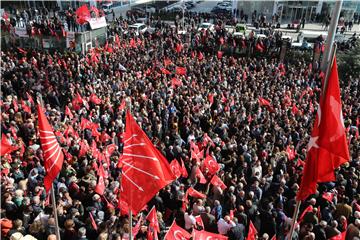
[227,217,245,240]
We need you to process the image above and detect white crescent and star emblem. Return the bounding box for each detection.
[174,230,186,240]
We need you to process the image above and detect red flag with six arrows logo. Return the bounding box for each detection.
[119,110,175,214]
[37,105,64,193]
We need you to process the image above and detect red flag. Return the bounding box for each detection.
[203,133,215,147]
[258,97,271,106]
[247,220,258,240]
[195,215,204,229]
[255,43,264,52]
[1,134,18,156]
[170,159,182,178]
[181,159,188,178]
[198,52,204,61]
[208,93,214,105]
[164,58,172,67]
[195,167,207,184]
[26,92,34,105]
[186,187,206,199]
[354,202,360,212]
[37,105,64,193]
[146,206,160,233]
[130,38,136,48]
[119,111,175,214]
[161,68,171,75]
[12,99,18,112]
[76,5,91,25]
[72,92,84,110]
[17,47,27,55]
[286,146,296,160]
[118,99,126,111]
[270,235,276,240]
[297,57,349,201]
[292,104,299,115]
[90,93,102,105]
[89,212,98,230]
[21,100,31,114]
[65,106,74,119]
[210,175,227,190]
[80,118,91,130]
[115,34,121,48]
[175,67,187,75]
[203,155,220,175]
[175,43,183,53]
[298,205,313,223]
[322,192,335,202]
[192,229,228,240]
[217,51,223,59]
[132,214,143,237]
[94,164,106,195]
[171,77,182,89]
[164,221,191,240]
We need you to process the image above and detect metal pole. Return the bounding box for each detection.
[322,43,337,97]
[51,184,61,240]
[182,0,185,31]
[320,0,342,73]
[288,200,301,240]
[129,210,133,240]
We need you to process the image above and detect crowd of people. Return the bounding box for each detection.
[1,4,360,240]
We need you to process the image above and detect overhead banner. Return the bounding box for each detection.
[14,27,29,37]
[88,17,107,30]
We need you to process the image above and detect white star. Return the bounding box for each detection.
[307,136,319,152]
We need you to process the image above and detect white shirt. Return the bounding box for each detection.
[184,213,196,230]
[217,218,236,235]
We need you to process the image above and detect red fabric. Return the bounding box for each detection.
[297,58,349,201]
[130,38,136,48]
[192,229,228,240]
[247,220,258,240]
[90,6,100,17]
[195,215,204,229]
[164,58,172,67]
[65,106,74,119]
[186,187,206,199]
[181,159,188,178]
[72,92,84,110]
[292,104,299,115]
[161,68,171,75]
[170,159,182,178]
[119,111,175,214]
[198,52,204,61]
[203,133,215,147]
[13,99,18,112]
[146,206,160,233]
[21,100,31,114]
[118,99,126,111]
[17,47,27,55]
[203,155,220,175]
[26,92,34,105]
[208,93,214,105]
[255,43,264,52]
[298,205,313,223]
[90,93,102,105]
[175,67,186,75]
[175,43,183,53]
[270,235,276,240]
[37,105,64,193]
[286,146,296,160]
[89,212,98,230]
[217,51,223,59]
[195,167,207,184]
[258,97,271,106]
[164,221,191,240]
[322,192,335,202]
[210,175,227,190]
[115,34,121,48]
[76,5,91,25]
[94,164,106,195]
[132,215,143,237]
[171,78,182,88]
[80,118,91,130]
[1,134,17,156]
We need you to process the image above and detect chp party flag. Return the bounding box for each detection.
[119,111,175,214]
[37,105,64,193]
[296,57,349,201]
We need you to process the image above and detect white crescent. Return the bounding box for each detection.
[174,230,186,240]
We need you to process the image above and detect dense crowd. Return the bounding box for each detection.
[1,8,360,240]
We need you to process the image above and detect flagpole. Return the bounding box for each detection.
[320,0,342,73]
[288,200,301,240]
[51,184,62,240]
[322,43,337,98]
[126,97,133,240]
